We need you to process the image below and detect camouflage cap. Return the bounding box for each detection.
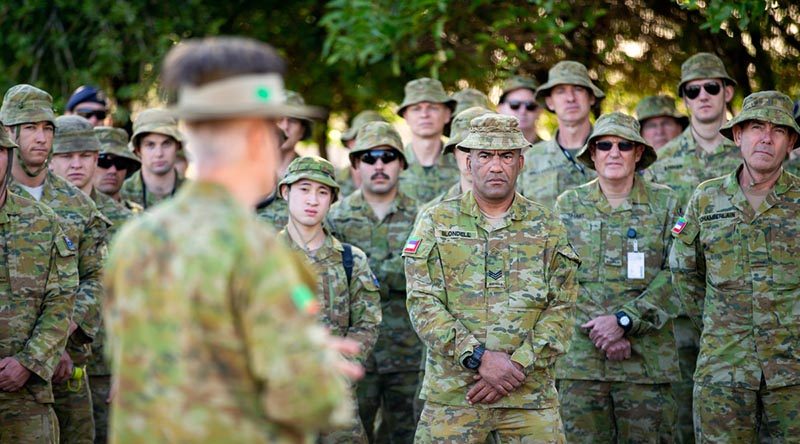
[341,110,387,144]
[452,88,493,117]
[635,95,689,129]
[397,77,456,116]
[534,61,605,107]
[499,75,539,102]
[0,84,57,126]
[130,108,183,151]
[279,155,340,201]
[720,90,800,149]
[0,128,19,149]
[577,111,657,171]
[349,121,407,168]
[456,113,532,151]
[94,126,141,165]
[677,52,736,97]
[444,106,493,154]
[52,115,101,154]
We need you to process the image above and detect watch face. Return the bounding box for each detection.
[620,316,631,326]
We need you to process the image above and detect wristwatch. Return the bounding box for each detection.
[462,345,485,370]
[615,311,632,334]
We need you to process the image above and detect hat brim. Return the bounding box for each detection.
[170,103,326,122]
[534,78,605,108]
[638,114,689,130]
[577,131,657,171]
[456,133,531,151]
[397,99,457,118]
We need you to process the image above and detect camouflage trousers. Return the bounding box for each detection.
[414,401,565,444]
[357,371,419,444]
[0,389,59,443]
[319,387,368,444]
[558,379,677,444]
[88,375,110,444]
[693,382,800,443]
[53,372,94,444]
[672,316,699,444]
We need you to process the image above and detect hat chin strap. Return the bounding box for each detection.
[13,125,51,178]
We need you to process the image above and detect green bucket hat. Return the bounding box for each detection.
[534,61,605,108]
[349,121,407,168]
[577,112,657,170]
[677,52,737,97]
[444,106,493,154]
[635,95,689,129]
[341,110,386,144]
[720,90,800,149]
[499,75,539,103]
[452,88,493,117]
[0,84,57,126]
[130,108,183,152]
[397,77,456,117]
[456,113,531,151]
[94,126,141,164]
[0,128,19,150]
[53,115,101,154]
[279,155,340,201]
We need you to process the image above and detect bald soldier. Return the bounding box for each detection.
[104,37,362,443]
[405,114,579,442]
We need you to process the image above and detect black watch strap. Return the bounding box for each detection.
[616,311,633,334]
[463,345,485,370]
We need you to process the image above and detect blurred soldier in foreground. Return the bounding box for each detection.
[497,75,541,144]
[635,95,688,150]
[670,91,800,442]
[555,112,680,442]
[405,114,579,442]
[104,36,362,442]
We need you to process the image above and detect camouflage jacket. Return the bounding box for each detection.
[555,177,681,384]
[119,169,185,210]
[647,126,741,210]
[10,171,109,364]
[399,142,460,205]
[517,134,597,208]
[335,165,357,199]
[327,189,422,373]
[417,182,463,221]
[255,192,289,229]
[404,191,580,408]
[104,181,353,443]
[0,192,77,403]
[278,230,382,365]
[784,153,800,176]
[670,168,800,390]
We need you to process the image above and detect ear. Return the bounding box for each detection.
[732,124,743,146]
[280,184,290,200]
[723,85,734,103]
[517,151,524,170]
[634,146,644,163]
[544,95,555,113]
[466,152,473,173]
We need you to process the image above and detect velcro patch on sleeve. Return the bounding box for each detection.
[403,237,421,254]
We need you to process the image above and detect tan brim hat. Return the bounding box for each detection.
[577,111,657,170]
[396,77,456,116]
[349,121,407,169]
[677,52,737,97]
[534,61,605,108]
[720,90,800,149]
[53,116,101,154]
[278,156,340,202]
[635,95,689,129]
[456,113,531,151]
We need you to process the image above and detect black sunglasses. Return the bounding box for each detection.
[594,140,637,152]
[359,149,400,165]
[76,109,107,120]
[97,154,135,170]
[506,100,537,111]
[683,82,722,100]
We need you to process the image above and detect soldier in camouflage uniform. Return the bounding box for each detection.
[93,126,143,214]
[497,75,542,144]
[2,85,110,444]
[327,121,421,443]
[104,36,359,442]
[635,95,688,150]
[277,155,382,444]
[646,53,740,443]
[517,61,602,207]
[555,112,681,443]
[397,78,458,204]
[120,108,185,209]
[670,91,800,442]
[785,99,800,175]
[338,110,388,197]
[0,123,78,444]
[405,113,579,443]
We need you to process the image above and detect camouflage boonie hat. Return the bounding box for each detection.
[720,90,800,149]
[94,126,141,164]
[534,61,605,108]
[0,84,57,126]
[279,155,340,201]
[52,115,101,154]
[397,77,456,116]
[444,106,493,154]
[499,75,539,102]
[457,113,531,151]
[341,110,386,143]
[0,128,19,149]
[130,108,183,151]
[452,88,493,117]
[635,95,689,129]
[577,111,657,170]
[349,121,407,168]
[677,52,737,97]
[283,90,315,140]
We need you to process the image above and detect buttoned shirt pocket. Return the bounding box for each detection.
[573,220,601,282]
[508,241,548,310]
[436,234,486,310]
[700,214,743,289]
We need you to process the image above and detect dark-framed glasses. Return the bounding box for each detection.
[359,149,400,165]
[594,140,637,152]
[76,108,107,120]
[506,100,537,111]
[683,82,722,100]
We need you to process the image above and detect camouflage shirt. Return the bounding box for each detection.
[335,166,357,199]
[327,189,422,374]
[104,181,353,443]
[517,134,597,208]
[399,142,460,204]
[555,177,681,384]
[404,191,580,408]
[670,168,800,390]
[119,169,185,209]
[255,193,289,229]
[0,192,77,404]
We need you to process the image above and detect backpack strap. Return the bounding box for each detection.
[342,243,354,287]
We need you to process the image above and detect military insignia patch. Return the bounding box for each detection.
[487,270,503,280]
[403,237,421,254]
[64,236,76,251]
[290,285,319,315]
[671,217,687,235]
